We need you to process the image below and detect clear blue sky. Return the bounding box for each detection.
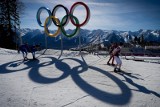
[20,0,160,31]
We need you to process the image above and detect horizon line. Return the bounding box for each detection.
[20,27,160,32]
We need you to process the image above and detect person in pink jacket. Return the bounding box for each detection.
[112,42,123,72]
[107,43,118,66]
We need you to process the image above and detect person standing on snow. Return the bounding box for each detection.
[112,42,123,72]
[107,43,118,66]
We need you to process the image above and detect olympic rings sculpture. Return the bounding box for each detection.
[36,2,90,38]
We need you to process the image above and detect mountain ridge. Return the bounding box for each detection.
[17,28,160,49]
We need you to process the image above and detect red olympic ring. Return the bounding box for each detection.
[70,2,90,27]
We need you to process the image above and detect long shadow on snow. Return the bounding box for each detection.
[118,72,160,98]
[0,56,133,105]
[0,59,39,74]
[28,57,70,84]
[54,58,132,105]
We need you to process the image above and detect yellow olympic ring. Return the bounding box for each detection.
[44,16,61,37]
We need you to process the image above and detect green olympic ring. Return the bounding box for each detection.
[60,14,80,38]
[44,14,80,38]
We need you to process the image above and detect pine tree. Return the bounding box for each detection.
[134,36,138,43]
[0,0,24,49]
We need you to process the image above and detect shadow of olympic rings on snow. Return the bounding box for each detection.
[0,59,39,74]
[0,56,132,105]
[29,57,132,105]
[28,57,71,84]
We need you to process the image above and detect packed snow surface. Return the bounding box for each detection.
[0,48,160,107]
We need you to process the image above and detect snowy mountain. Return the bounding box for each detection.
[17,28,160,49]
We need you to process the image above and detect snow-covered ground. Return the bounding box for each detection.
[0,48,160,107]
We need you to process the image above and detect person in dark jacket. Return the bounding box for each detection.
[18,43,29,60]
[18,43,39,60]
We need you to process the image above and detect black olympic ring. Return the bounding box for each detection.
[51,4,69,27]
